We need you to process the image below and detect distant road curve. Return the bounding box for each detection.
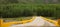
[10,16,55,27]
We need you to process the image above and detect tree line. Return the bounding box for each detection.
[0,4,60,19]
[0,0,60,19]
[0,0,60,4]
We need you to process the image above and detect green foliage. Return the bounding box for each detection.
[0,4,60,19]
[0,0,18,4]
[0,0,60,4]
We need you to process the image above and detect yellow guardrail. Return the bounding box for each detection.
[1,16,59,27]
[41,16,59,26]
[1,16,36,27]
[0,19,3,26]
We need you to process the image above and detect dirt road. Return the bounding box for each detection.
[10,16,55,27]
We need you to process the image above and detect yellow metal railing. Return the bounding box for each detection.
[1,16,36,27]
[0,19,3,27]
[1,16,60,27]
[41,16,59,26]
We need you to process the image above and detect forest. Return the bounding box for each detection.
[0,0,60,19]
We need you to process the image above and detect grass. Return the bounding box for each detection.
[45,17,57,20]
[2,17,32,22]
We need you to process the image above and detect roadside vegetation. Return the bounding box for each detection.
[3,17,32,22]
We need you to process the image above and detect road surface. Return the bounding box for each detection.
[10,16,55,27]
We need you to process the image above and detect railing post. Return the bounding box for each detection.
[58,19,60,26]
[0,19,3,26]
